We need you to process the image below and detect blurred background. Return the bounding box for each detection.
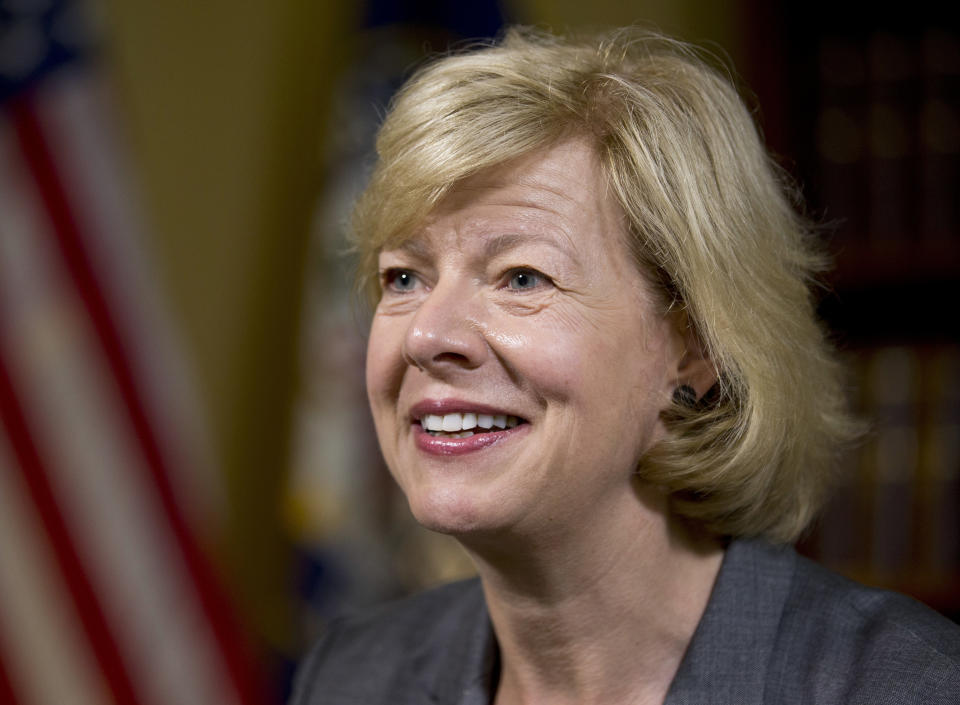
[1,1,957,704]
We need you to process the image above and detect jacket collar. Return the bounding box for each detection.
[416,578,498,704]
[418,539,796,705]
[664,539,796,704]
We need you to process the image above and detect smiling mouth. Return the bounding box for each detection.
[418,412,526,438]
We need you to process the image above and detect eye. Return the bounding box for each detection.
[505,268,550,291]
[381,268,420,293]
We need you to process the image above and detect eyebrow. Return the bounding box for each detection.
[393,237,432,260]
[481,232,576,261]
[389,218,580,264]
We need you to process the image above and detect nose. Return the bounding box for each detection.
[402,279,488,375]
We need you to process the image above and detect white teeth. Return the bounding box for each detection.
[420,411,522,433]
[442,413,461,432]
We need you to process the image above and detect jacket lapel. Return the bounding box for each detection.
[413,578,498,704]
[664,539,796,705]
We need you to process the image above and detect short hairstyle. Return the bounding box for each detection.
[351,26,861,543]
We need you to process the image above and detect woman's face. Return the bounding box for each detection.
[366,137,687,541]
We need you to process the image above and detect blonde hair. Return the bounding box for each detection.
[352,27,860,543]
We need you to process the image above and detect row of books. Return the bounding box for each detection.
[813,30,959,278]
[802,344,960,613]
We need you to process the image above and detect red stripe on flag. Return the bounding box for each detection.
[9,92,268,705]
[0,348,140,705]
[0,637,22,705]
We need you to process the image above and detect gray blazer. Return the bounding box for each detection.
[290,540,960,704]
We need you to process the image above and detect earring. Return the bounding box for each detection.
[672,384,697,408]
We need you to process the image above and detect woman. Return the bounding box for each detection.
[291,27,960,705]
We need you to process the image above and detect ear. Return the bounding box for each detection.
[670,312,717,402]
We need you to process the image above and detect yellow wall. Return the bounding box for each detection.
[102,0,358,654]
[512,0,744,67]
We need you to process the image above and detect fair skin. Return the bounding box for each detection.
[366,136,722,705]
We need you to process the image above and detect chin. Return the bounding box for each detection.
[405,484,511,538]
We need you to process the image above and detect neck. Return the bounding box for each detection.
[460,482,724,705]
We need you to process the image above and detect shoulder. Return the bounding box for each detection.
[769,547,960,703]
[288,578,488,705]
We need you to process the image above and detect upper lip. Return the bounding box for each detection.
[409,398,526,421]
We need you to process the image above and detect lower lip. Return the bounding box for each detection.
[412,422,529,456]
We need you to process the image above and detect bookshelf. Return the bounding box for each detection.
[744,3,960,619]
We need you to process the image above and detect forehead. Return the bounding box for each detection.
[381,136,628,257]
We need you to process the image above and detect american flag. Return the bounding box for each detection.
[1,2,269,704]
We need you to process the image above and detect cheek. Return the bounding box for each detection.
[508,312,672,428]
[489,318,586,400]
[489,325,634,424]
[364,321,408,477]
[365,317,405,409]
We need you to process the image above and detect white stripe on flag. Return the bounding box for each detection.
[0,118,241,705]
[0,435,113,705]
[35,64,223,533]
